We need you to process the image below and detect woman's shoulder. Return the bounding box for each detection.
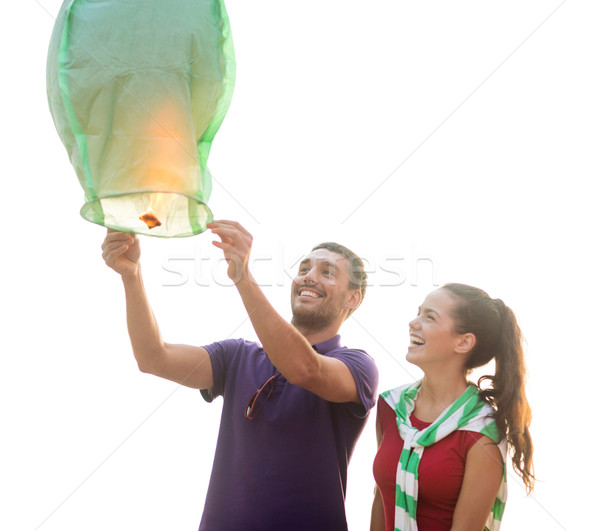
[379,381,420,408]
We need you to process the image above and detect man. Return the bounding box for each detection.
[101,220,378,531]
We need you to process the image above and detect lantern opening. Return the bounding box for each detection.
[80,191,212,238]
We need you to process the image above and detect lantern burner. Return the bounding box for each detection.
[139,211,162,229]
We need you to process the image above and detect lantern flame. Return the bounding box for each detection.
[139,192,177,229]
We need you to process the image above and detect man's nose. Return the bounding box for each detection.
[303,268,318,284]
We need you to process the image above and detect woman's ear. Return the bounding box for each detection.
[455,333,476,355]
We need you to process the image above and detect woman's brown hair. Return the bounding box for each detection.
[443,283,535,493]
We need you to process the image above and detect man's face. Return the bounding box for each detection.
[290,249,357,331]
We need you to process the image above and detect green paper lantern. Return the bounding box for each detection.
[47,0,235,237]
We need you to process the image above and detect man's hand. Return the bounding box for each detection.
[101,229,141,279]
[208,220,253,284]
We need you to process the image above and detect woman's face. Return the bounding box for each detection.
[406,288,465,368]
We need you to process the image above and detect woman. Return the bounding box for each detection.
[371,284,534,531]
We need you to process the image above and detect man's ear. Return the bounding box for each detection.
[345,289,362,311]
[455,333,476,355]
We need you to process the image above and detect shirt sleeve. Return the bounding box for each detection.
[460,430,487,454]
[199,338,242,403]
[329,348,379,418]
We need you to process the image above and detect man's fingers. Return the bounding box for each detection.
[210,227,242,246]
[102,237,133,254]
[102,230,135,249]
[209,220,241,228]
[210,225,252,247]
[105,228,134,238]
[209,220,252,239]
[103,243,130,265]
[102,241,129,257]
[211,240,228,251]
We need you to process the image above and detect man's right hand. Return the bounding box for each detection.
[101,229,141,279]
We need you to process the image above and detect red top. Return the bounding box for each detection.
[373,396,485,531]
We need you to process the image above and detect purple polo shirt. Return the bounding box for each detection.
[198,335,378,531]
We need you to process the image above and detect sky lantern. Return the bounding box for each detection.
[47,0,235,237]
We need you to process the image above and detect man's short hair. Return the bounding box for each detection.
[311,242,367,305]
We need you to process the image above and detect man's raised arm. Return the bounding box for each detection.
[208,221,364,404]
[101,229,212,389]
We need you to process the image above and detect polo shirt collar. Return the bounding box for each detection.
[313,335,341,354]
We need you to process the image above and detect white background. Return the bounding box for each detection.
[2,1,598,529]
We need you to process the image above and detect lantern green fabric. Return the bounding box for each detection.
[47,0,235,237]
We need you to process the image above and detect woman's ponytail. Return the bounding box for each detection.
[484,299,534,493]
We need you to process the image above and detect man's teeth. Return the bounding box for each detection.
[410,335,425,345]
[300,290,320,298]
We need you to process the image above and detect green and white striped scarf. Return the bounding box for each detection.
[381,381,507,531]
